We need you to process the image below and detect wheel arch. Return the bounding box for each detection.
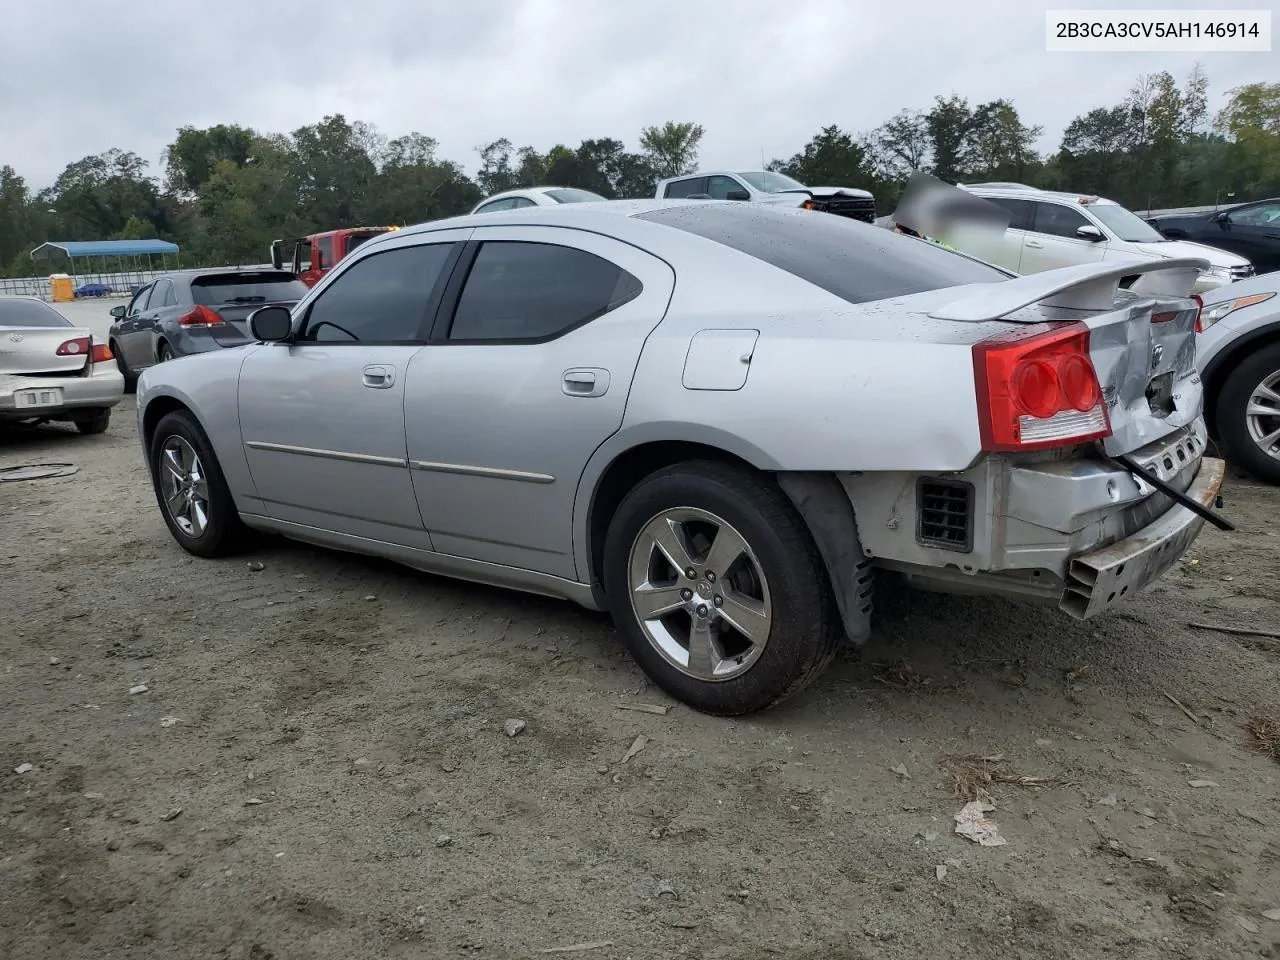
[1202,320,1280,439]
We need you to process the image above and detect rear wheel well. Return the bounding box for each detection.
[1204,328,1280,439]
[587,441,758,588]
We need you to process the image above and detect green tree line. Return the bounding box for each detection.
[2,68,1277,277]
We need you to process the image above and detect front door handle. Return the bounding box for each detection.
[1025,240,1044,249]
[362,364,395,389]
[563,367,610,398]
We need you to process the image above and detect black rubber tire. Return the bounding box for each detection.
[149,409,249,557]
[1216,342,1280,486]
[75,408,111,435]
[602,460,842,716]
[157,342,174,363]
[110,341,137,393]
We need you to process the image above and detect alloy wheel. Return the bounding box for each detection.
[1245,369,1280,463]
[626,506,772,682]
[159,436,210,536]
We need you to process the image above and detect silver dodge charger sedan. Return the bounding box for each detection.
[135,200,1226,715]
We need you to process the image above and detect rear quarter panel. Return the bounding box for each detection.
[137,348,258,509]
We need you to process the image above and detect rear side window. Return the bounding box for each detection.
[664,177,709,199]
[982,196,1035,232]
[448,241,643,342]
[637,204,1010,305]
[545,188,606,203]
[151,280,176,307]
[301,243,457,343]
[191,273,309,306]
[476,198,515,214]
[0,298,72,328]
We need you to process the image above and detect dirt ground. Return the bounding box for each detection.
[3,390,1280,960]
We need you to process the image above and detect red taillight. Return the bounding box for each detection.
[972,322,1111,452]
[56,336,91,356]
[1192,294,1205,333]
[178,305,225,327]
[91,342,113,363]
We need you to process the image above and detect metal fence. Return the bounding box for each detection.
[1,264,281,302]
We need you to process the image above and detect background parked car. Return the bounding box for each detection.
[1,296,122,434]
[654,170,876,222]
[108,269,309,388]
[954,184,1253,293]
[471,186,607,214]
[135,200,1219,716]
[1145,198,1280,275]
[1196,271,1280,484]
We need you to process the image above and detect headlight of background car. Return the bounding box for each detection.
[1197,292,1275,332]
[1201,265,1232,281]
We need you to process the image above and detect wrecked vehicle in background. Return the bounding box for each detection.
[655,170,876,222]
[135,200,1225,716]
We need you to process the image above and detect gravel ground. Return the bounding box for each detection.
[3,309,1280,958]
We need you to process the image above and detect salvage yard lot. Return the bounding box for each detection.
[3,391,1280,958]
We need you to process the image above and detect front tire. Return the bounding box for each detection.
[149,409,248,557]
[602,460,841,716]
[111,341,137,392]
[75,408,111,435]
[1216,343,1280,485]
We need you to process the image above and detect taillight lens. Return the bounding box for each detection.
[91,342,113,363]
[972,322,1111,452]
[56,336,91,356]
[178,305,225,327]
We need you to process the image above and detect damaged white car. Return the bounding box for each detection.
[135,201,1227,715]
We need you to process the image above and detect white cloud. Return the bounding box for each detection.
[1,0,1275,188]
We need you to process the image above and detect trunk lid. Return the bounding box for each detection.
[0,326,91,375]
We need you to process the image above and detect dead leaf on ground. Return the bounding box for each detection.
[944,752,1059,801]
[1246,714,1280,765]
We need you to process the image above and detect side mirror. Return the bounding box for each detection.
[725,189,751,201]
[109,305,126,319]
[248,305,293,342]
[1076,225,1105,242]
[1214,211,1231,224]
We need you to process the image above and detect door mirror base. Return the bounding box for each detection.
[1076,225,1105,242]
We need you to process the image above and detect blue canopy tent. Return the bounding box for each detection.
[30,239,180,297]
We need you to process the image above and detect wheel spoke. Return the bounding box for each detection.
[686,617,718,680]
[1247,400,1280,419]
[191,478,210,501]
[1257,425,1280,450]
[191,499,208,534]
[632,582,687,621]
[164,445,185,476]
[717,590,771,644]
[702,523,748,579]
[166,489,186,513]
[650,517,697,573]
[1253,382,1280,406]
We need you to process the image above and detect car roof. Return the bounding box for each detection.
[964,184,1124,206]
[478,187,567,203]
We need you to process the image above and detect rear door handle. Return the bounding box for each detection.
[562,367,609,398]
[362,364,395,388]
[1025,240,1044,249]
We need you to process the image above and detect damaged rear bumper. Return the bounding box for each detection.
[1059,455,1225,618]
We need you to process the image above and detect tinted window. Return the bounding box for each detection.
[545,188,606,203]
[509,197,537,209]
[151,280,175,307]
[1032,202,1091,239]
[449,242,643,342]
[1086,203,1164,242]
[314,236,335,268]
[637,204,1010,305]
[128,285,153,315]
[301,244,456,343]
[664,177,709,199]
[476,198,515,214]
[707,175,746,199]
[982,196,1034,231]
[191,273,309,306]
[1231,203,1280,227]
[347,231,387,254]
[737,171,806,193]
[0,298,72,328]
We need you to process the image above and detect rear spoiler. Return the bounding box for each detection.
[927,257,1209,323]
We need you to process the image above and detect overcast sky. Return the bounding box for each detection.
[2,0,1275,189]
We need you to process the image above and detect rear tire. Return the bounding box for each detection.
[157,342,175,363]
[149,409,249,557]
[75,408,111,435]
[111,341,137,392]
[1216,343,1280,486]
[602,460,842,716]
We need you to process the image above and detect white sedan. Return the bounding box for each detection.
[471,186,606,215]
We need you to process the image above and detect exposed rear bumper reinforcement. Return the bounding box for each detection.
[1060,456,1226,619]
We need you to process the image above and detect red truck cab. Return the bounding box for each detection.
[269,226,399,287]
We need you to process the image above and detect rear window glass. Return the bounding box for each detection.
[191,273,309,306]
[545,188,606,204]
[0,298,72,327]
[637,204,1011,304]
